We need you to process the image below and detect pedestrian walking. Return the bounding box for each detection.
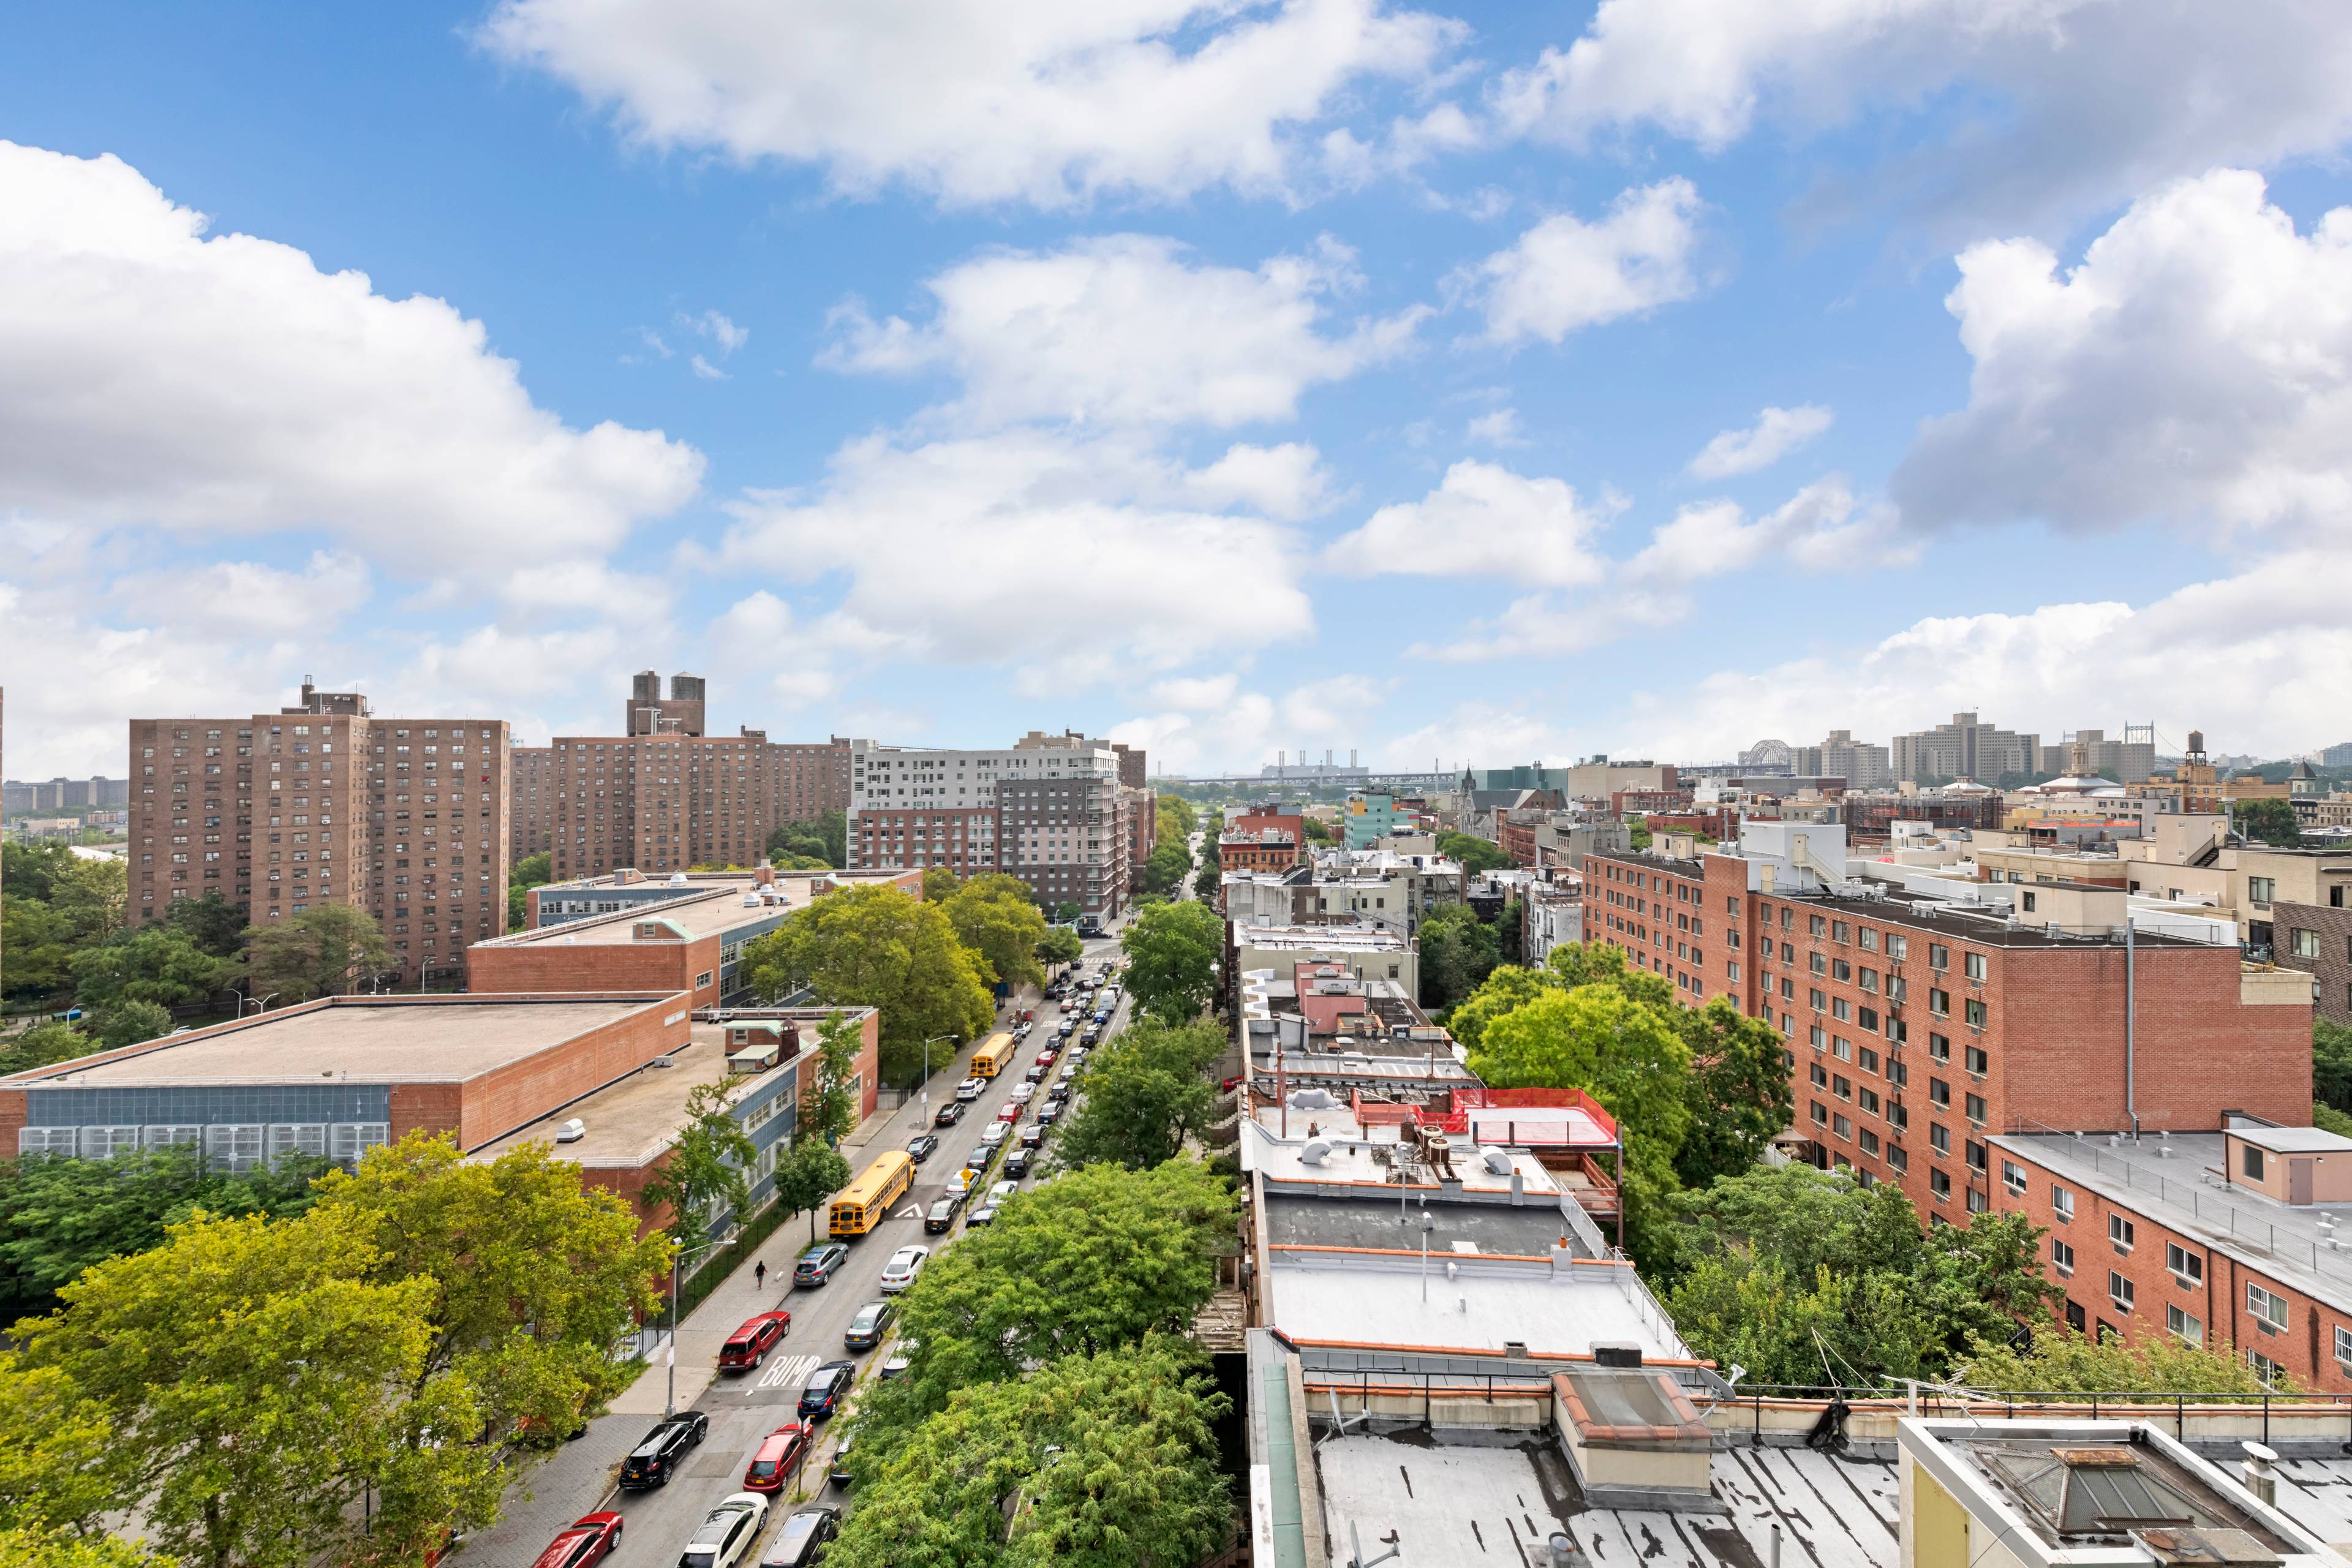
[754,1259,767,1290]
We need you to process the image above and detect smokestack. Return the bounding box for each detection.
[1351,749,1359,769]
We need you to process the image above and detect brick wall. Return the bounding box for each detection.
[455,996,690,1150]
[2275,899,2352,1027]
[466,931,723,1006]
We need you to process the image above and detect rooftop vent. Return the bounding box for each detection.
[554,1118,586,1144]
[1480,1148,1514,1177]
[1300,1139,1332,1166]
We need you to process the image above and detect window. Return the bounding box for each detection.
[1965,1044,1988,1075]
[2166,1242,2203,1286]
[2108,1271,2135,1312]
[1928,943,1950,970]
[1929,1168,1951,1199]
[1929,1123,1951,1154]
[1833,1074,1852,1099]
[2249,876,2275,905]
[1833,1114,1852,1139]
[1928,1031,1950,1061]
[2248,1283,2289,1332]
[2002,1159,2027,1194]
[2292,928,2320,959]
[2052,1237,2075,1274]
[1929,987,1951,1017]
[1964,952,1987,982]
[1965,1139,1986,1172]
[2169,1305,2203,1346]
[2337,1324,2352,1370]
[2250,1349,2286,1387]
[1928,1077,1951,1108]
[1889,1145,1908,1172]
[2244,1144,2267,1182]
[1810,1100,1828,1126]
[1810,1063,1828,1088]
[2109,1214,2134,1253]
[1964,998,1988,1030]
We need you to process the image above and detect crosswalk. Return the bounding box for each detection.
[755,1352,819,1392]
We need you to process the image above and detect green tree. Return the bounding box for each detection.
[506,851,552,933]
[2315,1101,2352,1138]
[0,1355,119,1534]
[1627,820,1653,851]
[312,1134,666,1460]
[1055,901,1084,924]
[741,884,996,1085]
[1139,838,1193,896]
[1417,903,1499,1011]
[943,874,1049,995]
[829,1340,1231,1568]
[241,905,390,1001]
[848,1159,1236,1468]
[47,859,129,949]
[0,1145,330,1322]
[1497,897,1525,965]
[1434,831,1509,874]
[801,1010,864,1147]
[1118,901,1223,1023]
[639,1084,756,1245]
[1468,983,1693,1264]
[2315,1020,2352,1113]
[96,1000,175,1051]
[1956,1316,2295,1396]
[766,811,846,867]
[1051,1019,1225,1172]
[1191,862,1219,900]
[0,1529,174,1568]
[2233,797,2303,848]
[922,866,960,902]
[75,919,237,1015]
[159,892,246,960]
[1,895,76,1003]
[0,1021,94,1078]
[1300,817,1332,843]
[775,1139,853,1244]
[12,1208,443,1568]
[1036,925,1085,970]
[1673,997,1795,1188]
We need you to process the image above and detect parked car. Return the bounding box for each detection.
[678,1493,768,1568]
[718,1310,792,1373]
[1057,1021,1076,1039]
[1035,1048,1059,1068]
[793,1242,850,1287]
[965,1203,999,1228]
[843,1300,897,1351]
[1008,1082,1035,1104]
[760,1507,842,1568]
[742,1424,812,1494]
[933,1100,966,1127]
[924,1193,965,1234]
[529,1513,623,1568]
[987,1180,1019,1206]
[619,1412,707,1490]
[878,1245,928,1293]
[1080,1027,1102,1046]
[954,1077,986,1101]
[1017,1123,1047,1149]
[995,1101,1022,1123]
[978,1121,1010,1147]
[881,1340,915,1379]
[1019,1008,1036,1023]
[1003,1147,1034,1179]
[826,1433,856,1488]
[1022,1062,1048,1084]
[1044,1082,1071,1106]
[1035,1102,1063,1127]
[905,1133,940,1163]
[799,1360,857,1419]
[944,1168,978,1197]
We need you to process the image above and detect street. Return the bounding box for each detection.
[462,925,1135,1568]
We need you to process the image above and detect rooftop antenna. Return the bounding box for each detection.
[1346,1522,1403,1568]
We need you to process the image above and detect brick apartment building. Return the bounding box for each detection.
[530,672,852,882]
[1581,835,2311,1223]
[1221,805,1306,876]
[129,682,511,986]
[1125,784,1158,893]
[1841,789,2005,843]
[2275,893,2352,1027]
[848,733,1134,919]
[512,745,553,859]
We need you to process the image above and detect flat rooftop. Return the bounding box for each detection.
[1262,1247,1692,1361]
[13,997,666,1087]
[1995,1130,2352,1313]
[1232,924,1409,952]
[1313,1431,1898,1568]
[1244,1111,1564,1200]
[1264,1193,1595,1259]
[481,886,796,948]
[470,1025,784,1166]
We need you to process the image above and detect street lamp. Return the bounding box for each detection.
[243,993,278,1016]
[915,1033,960,1121]
[662,1229,735,1418]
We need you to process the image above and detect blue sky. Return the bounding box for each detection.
[3,1,2349,777]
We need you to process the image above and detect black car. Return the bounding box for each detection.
[905,1133,940,1163]
[1003,1147,1035,1179]
[1035,1102,1062,1127]
[1017,1123,1047,1150]
[761,1506,842,1568]
[799,1360,856,1419]
[1023,1063,1049,1084]
[617,1411,707,1489]
[826,1434,856,1488]
[1044,1082,1071,1105]
[843,1300,897,1352]
[933,1100,966,1127]
[924,1193,966,1234]
[793,1242,851,1287]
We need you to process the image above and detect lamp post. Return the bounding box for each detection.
[915,1033,960,1123]
[663,1230,732,1418]
[243,993,278,1016]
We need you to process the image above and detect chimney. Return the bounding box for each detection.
[1509,1169,1525,1205]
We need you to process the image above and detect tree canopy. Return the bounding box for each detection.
[507,851,552,933]
[766,811,846,868]
[1051,1019,1226,1172]
[1956,1316,2293,1396]
[639,1083,757,1243]
[740,883,995,1085]
[2232,797,2303,848]
[1435,830,1509,874]
[942,874,1049,995]
[1417,903,1499,1011]
[241,905,389,1002]
[2,849,130,1006]
[1036,924,1085,969]
[1117,901,1223,1024]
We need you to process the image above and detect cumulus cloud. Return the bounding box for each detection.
[1112,672,1392,773]
[1494,0,2352,233]
[1630,477,1911,584]
[479,0,1461,209]
[718,429,1314,686]
[1465,407,1526,446]
[1687,404,1833,478]
[1324,459,1615,588]
[824,234,1425,430]
[0,141,704,568]
[1896,169,2352,540]
[107,551,372,638]
[1459,179,1707,345]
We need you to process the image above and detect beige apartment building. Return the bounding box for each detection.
[532,673,851,882]
[128,682,510,986]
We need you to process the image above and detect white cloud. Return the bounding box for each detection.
[1465,407,1526,446]
[1182,443,1334,521]
[1324,459,1615,588]
[718,429,1314,684]
[107,551,372,638]
[500,558,678,619]
[1150,673,1241,712]
[1112,673,1391,772]
[1629,477,1910,584]
[1896,169,2352,540]
[1495,0,2352,233]
[684,309,748,355]
[1377,701,1581,774]
[1460,179,1706,345]
[1687,404,1833,478]
[0,141,704,568]
[479,0,1461,209]
[824,234,1425,430]
[691,355,729,381]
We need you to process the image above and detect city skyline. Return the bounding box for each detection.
[2,6,2349,775]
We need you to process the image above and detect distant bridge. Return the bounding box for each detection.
[1148,771,1459,791]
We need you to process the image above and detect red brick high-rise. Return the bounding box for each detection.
[129,682,511,986]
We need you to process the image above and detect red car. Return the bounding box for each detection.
[718,1310,793,1373]
[997,1101,1022,1123]
[743,1422,813,1493]
[1035,1049,1058,1068]
[529,1512,622,1568]
[1020,1008,1036,1023]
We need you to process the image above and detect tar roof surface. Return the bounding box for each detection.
[23,998,662,1086]
[470,1026,784,1166]
[1263,1193,1591,1259]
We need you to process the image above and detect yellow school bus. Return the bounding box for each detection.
[829,1150,915,1237]
[969,1031,1016,1079]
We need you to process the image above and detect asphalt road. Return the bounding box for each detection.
[466,925,1134,1568]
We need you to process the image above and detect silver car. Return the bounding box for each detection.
[679,1493,769,1568]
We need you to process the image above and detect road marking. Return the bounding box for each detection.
[896,1204,921,1219]
[758,1353,818,1390]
